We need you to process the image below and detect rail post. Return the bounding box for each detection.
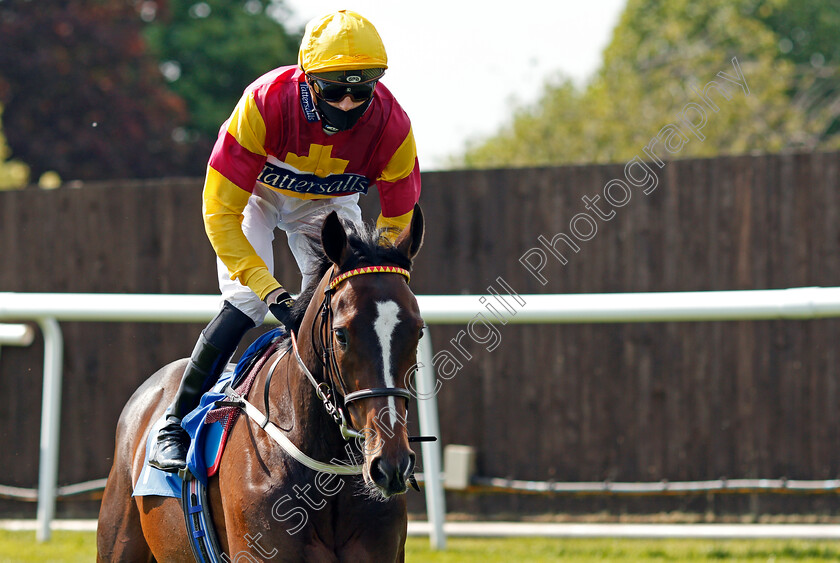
[35,317,63,542]
[416,332,446,550]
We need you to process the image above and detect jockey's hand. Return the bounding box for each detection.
[266,289,299,334]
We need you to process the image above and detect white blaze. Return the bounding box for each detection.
[373,300,400,428]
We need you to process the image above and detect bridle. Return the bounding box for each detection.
[291,265,428,442]
[220,264,433,477]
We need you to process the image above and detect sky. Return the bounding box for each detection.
[283,0,628,170]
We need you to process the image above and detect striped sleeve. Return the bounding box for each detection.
[376,209,414,243]
[203,92,282,300]
[376,125,421,225]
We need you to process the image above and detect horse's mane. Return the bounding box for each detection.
[288,216,413,329]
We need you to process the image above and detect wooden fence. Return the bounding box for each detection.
[1,151,839,518]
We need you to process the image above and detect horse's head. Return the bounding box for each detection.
[300,205,424,499]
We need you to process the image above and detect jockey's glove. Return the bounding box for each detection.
[266,289,299,334]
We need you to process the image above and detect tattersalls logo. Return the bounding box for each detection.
[298,82,319,123]
[257,161,370,196]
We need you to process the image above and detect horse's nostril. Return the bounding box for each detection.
[370,457,388,486]
[405,452,416,478]
[370,455,413,495]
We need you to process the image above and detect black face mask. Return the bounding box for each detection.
[316,97,373,133]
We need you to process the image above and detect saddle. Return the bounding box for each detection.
[130,328,285,561]
[183,327,287,483]
[133,328,286,498]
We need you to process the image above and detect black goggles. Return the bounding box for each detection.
[308,75,378,103]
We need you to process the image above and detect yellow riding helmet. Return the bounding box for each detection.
[298,10,388,74]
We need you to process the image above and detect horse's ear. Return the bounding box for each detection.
[395,204,424,260]
[321,211,349,266]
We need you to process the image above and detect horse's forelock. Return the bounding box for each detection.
[288,216,413,328]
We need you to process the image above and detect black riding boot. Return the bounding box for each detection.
[148,301,255,472]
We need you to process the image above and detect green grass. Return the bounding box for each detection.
[0,531,96,563]
[405,537,840,561]
[2,530,840,562]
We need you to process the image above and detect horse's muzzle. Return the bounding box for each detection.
[369,451,416,497]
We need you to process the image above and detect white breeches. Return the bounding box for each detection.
[217,184,363,324]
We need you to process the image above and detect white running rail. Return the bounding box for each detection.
[3,286,840,545]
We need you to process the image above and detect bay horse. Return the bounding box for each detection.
[97,206,425,562]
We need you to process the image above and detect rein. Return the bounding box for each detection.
[222,384,364,475]
[291,330,362,441]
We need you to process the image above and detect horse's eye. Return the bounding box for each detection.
[419,326,426,340]
[333,328,348,349]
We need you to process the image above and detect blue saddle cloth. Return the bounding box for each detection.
[133,328,284,497]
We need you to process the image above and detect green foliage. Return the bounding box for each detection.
[460,0,840,168]
[0,104,29,190]
[759,0,840,66]
[757,0,840,139]
[0,0,208,181]
[0,0,302,181]
[144,0,302,138]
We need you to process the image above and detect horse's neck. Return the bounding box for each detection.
[261,333,346,459]
[267,271,349,457]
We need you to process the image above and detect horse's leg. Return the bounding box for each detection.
[97,360,192,562]
[96,463,154,562]
[133,361,202,562]
[97,412,154,563]
[137,495,195,562]
[215,418,325,562]
[335,499,408,563]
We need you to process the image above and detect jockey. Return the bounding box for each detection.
[149,10,421,472]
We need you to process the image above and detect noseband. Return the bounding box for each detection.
[292,265,430,442]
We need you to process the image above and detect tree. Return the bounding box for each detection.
[144,0,302,139]
[0,104,28,189]
[0,0,206,181]
[460,0,840,168]
[758,0,840,140]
